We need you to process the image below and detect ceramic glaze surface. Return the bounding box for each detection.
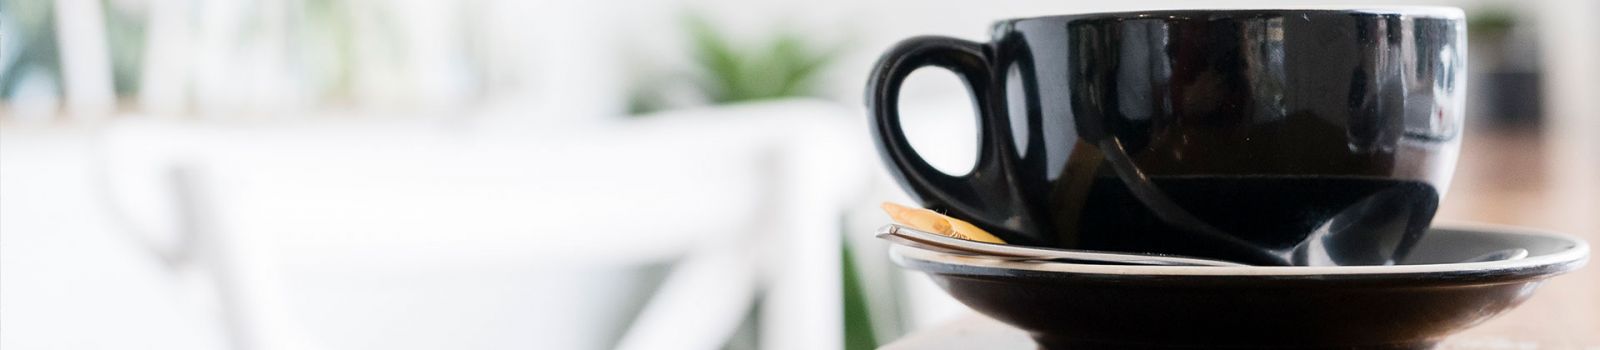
[868,8,1466,266]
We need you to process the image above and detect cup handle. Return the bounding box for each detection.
[867,36,1014,233]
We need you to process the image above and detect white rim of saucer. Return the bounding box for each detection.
[891,222,1590,276]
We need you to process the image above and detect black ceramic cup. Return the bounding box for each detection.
[867,8,1466,266]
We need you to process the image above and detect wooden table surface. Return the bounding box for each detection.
[884,126,1599,348]
[1433,127,1599,346]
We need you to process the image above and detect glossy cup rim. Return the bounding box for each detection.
[1000,6,1465,25]
[891,222,1589,277]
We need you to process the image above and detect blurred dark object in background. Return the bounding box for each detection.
[1468,7,1542,128]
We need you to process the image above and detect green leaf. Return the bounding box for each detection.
[769,31,837,98]
[842,239,879,350]
[684,14,746,102]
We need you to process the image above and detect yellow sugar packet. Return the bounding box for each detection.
[880,202,1007,244]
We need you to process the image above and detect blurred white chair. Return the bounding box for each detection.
[52,0,117,120]
[97,100,869,350]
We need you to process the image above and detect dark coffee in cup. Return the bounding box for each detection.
[867,8,1465,266]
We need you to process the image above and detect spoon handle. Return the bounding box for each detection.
[877,224,1250,267]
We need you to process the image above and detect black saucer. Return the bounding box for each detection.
[891,224,1589,349]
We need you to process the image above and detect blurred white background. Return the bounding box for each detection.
[2,0,1597,349]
